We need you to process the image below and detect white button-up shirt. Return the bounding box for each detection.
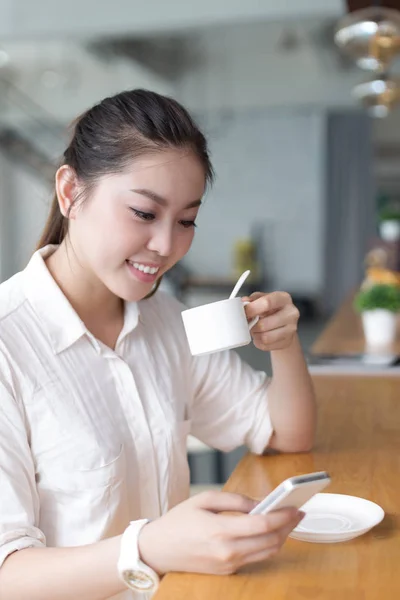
[0,246,273,599]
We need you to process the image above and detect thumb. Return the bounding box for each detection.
[242,292,264,302]
[193,490,257,514]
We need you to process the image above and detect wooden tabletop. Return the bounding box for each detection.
[155,375,400,600]
[311,295,400,356]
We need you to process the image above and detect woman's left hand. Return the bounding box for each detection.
[243,291,300,352]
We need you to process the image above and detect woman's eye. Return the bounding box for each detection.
[131,208,196,228]
[131,209,155,221]
[180,220,197,229]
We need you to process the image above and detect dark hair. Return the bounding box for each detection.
[36,88,214,251]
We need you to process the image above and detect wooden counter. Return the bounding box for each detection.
[155,375,400,600]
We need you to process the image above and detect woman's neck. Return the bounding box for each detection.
[45,242,124,347]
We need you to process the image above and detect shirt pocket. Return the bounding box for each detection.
[38,444,125,491]
[37,444,129,547]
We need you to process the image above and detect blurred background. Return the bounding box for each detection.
[1,0,400,485]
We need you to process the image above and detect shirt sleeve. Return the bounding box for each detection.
[189,349,273,454]
[0,360,45,569]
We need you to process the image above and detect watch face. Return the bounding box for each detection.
[124,569,156,591]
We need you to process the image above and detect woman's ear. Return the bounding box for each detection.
[55,165,80,219]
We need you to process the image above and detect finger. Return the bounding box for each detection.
[271,515,305,544]
[244,292,292,319]
[234,514,304,567]
[219,507,300,539]
[193,490,257,514]
[239,545,281,568]
[228,536,280,567]
[231,523,295,556]
[242,292,267,302]
[252,305,299,333]
[252,326,292,347]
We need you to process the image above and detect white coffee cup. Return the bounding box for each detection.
[181,297,259,356]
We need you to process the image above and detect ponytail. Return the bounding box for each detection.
[36,193,67,250]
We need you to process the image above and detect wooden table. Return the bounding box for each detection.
[311,295,400,356]
[155,375,400,600]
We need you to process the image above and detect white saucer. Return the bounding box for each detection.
[289,493,384,543]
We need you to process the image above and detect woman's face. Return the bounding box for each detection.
[63,149,206,301]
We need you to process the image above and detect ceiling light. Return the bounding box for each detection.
[353,76,400,117]
[335,7,400,72]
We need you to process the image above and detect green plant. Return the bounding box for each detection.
[354,284,400,313]
[379,208,400,222]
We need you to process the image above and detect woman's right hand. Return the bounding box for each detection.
[138,490,304,576]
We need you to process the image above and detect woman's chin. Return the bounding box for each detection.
[101,277,150,303]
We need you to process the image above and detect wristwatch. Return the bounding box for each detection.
[117,519,160,594]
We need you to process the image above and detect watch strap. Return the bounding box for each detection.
[117,519,159,594]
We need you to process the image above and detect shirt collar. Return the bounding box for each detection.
[118,299,141,344]
[22,245,140,354]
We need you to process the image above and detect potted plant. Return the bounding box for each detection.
[354,284,400,347]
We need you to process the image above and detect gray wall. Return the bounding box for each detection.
[186,108,326,297]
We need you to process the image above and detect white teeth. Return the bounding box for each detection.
[131,262,159,275]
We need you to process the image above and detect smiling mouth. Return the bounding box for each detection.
[127,261,160,275]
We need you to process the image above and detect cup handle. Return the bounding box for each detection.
[243,301,259,330]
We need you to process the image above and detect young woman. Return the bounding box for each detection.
[0,89,316,600]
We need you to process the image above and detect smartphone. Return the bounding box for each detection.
[249,471,331,515]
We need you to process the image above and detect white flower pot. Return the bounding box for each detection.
[379,220,400,242]
[362,310,397,347]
